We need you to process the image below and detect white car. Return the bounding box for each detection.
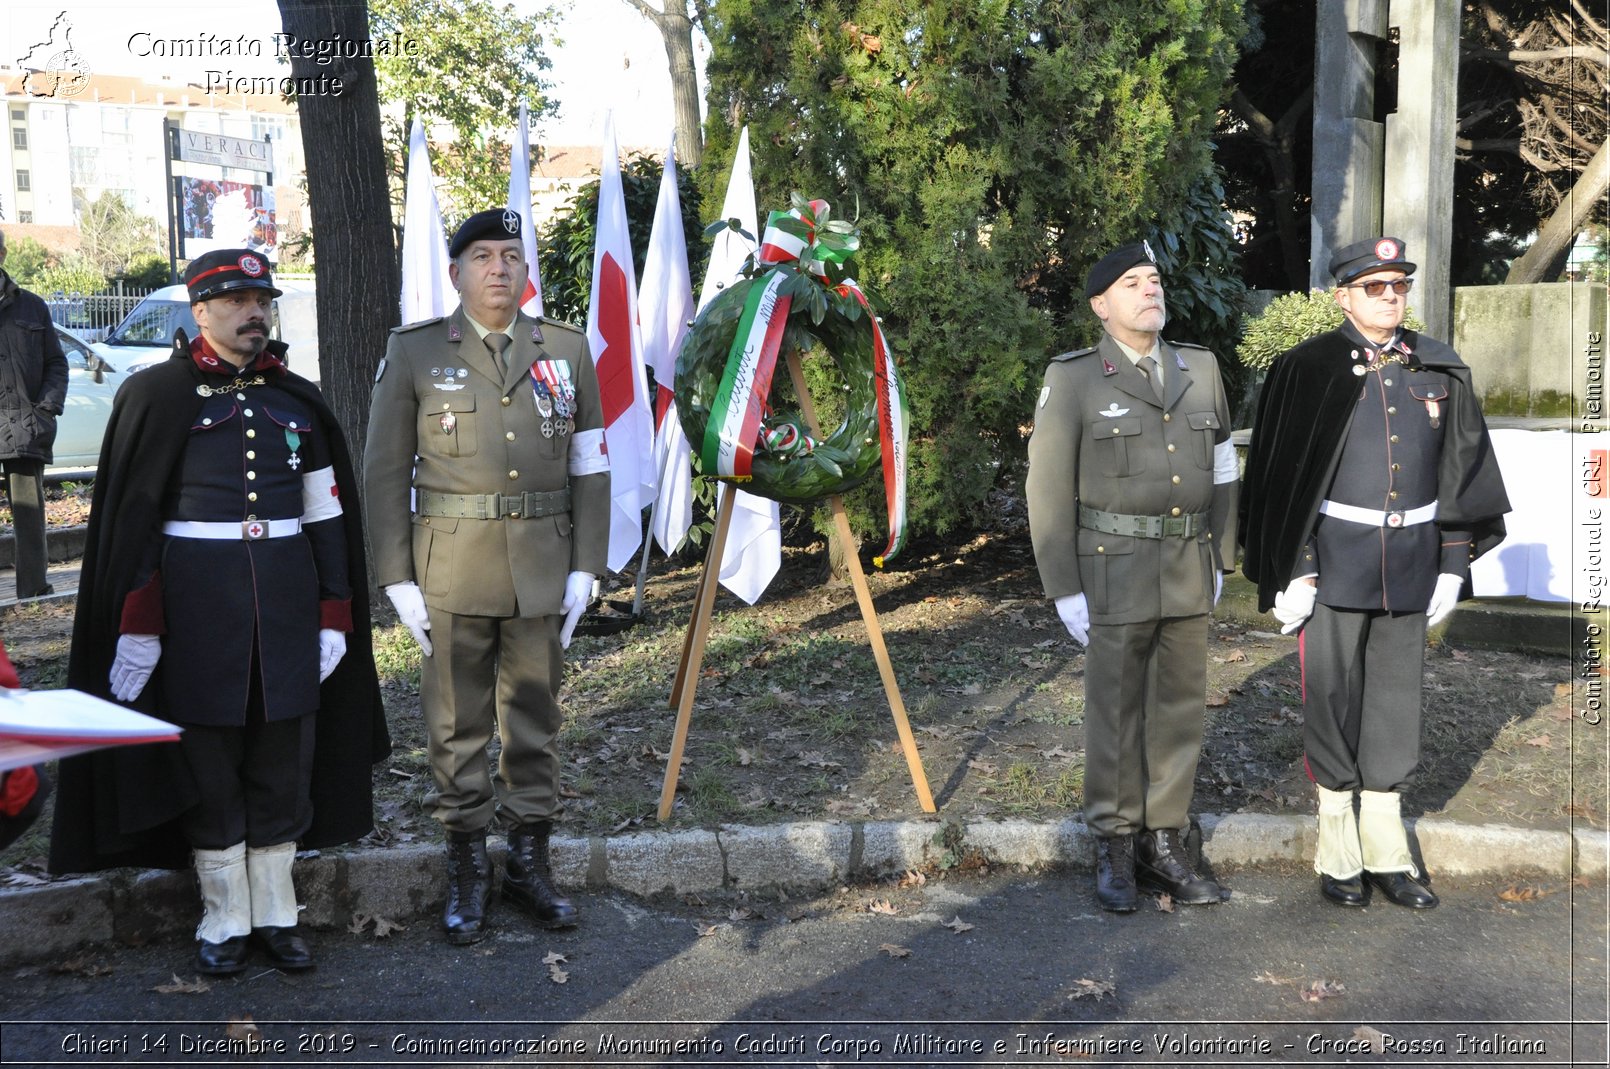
[50,323,122,473]
[93,282,320,382]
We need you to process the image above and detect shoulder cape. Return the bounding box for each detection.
[1238,327,1510,611]
[50,343,390,873]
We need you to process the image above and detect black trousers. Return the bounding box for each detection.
[1299,604,1427,793]
[177,713,316,850]
[1,458,48,597]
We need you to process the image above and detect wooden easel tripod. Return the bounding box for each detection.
[656,351,937,820]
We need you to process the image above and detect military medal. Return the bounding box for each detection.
[440,412,457,434]
[542,418,555,438]
[285,429,302,470]
[1425,399,1441,429]
[533,382,555,417]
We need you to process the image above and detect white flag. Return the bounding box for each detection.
[587,115,657,573]
[699,127,782,605]
[507,101,545,318]
[399,117,457,321]
[640,136,696,555]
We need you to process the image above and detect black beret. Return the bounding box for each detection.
[1330,236,1415,284]
[184,249,281,302]
[450,207,525,258]
[1086,240,1159,298]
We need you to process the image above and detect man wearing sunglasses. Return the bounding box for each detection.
[1239,237,1509,910]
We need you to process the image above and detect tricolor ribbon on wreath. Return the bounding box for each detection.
[700,198,909,566]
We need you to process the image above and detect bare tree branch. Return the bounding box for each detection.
[1465,45,1610,67]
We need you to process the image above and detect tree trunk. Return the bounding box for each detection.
[1505,136,1610,283]
[275,0,399,474]
[625,1,703,168]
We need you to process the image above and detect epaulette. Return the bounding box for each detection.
[539,316,585,336]
[391,316,444,334]
[1164,338,1212,354]
[1050,346,1098,363]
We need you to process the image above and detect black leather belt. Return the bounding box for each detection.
[1078,504,1206,539]
[416,488,570,520]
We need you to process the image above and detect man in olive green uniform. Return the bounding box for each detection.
[1026,241,1238,913]
[365,209,610,944]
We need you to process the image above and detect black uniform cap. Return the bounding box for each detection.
[184,249,282,302]
[450,208,525,257]
[1086,240,1159,298]
[1330,236,1416,285]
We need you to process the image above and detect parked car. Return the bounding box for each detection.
[50,323,121,473]
[92,281,319,381]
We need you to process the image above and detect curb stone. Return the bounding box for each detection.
[0,813,1595,968]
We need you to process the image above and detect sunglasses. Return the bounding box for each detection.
[1344,278,1414,297]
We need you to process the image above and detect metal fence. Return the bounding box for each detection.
[44,282,158,343]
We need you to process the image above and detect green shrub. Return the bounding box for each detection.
[1237,289,1424,371]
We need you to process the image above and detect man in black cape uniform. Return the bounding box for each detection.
[50,250,388,974]
[1240,237,1508,910]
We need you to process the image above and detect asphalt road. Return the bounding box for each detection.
[0,867,1604,1068]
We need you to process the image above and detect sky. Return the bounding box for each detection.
[3,1,705,149]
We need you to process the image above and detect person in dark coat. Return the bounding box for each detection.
[1239,237,1510,910]
[0,229,69,598]
[49,250,389,975]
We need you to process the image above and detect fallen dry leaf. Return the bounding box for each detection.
[967,759,999,774]
[373,915,405,938]
[1554,682,1574,699]
[943,915,974,934]
[1524,734,1552,749]
[736,747,753,766]
[1067,978,1116,1000]
[1254,971,1299,985]
[879,943,911,958]
[728,907,755,921]
[695,923,723,937]
[226,1016,260,1043]
[1299,979,1347,1003]
[1154,893,1175,913]
[1353,1026,1386,1054]
[867,898,900,916]
[153,974,210,994]
[544,950,569,984]
[897,869,927,888]
[2,871,47,886]
[1498,884,1557,902]
[1205,693,1231,708]
[1224,648,1250,663]
[1039,747,1080,760]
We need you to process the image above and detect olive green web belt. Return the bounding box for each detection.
[1078,504,1206,539]
[416,488,571,520]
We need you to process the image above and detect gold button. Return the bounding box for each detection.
[508,470,519,479]
[1391,463,1401,472]
[248,492,257,502]
[508,512,521,519]
[1167,443,1176,453]
[1390,434,1400,443]
[1171,507,1181,517]
[1171,475,1181,485]
[1097,546,1105,554]
[423,518,431,525]
[246,429,256,439]
[1387,406,1396,415]
[442,403,451,411]
[1162,413,1171,422]
[506,431,516,441]
[1389,491,1398,500]
[502,396,512,406]
[247,471,257,481]
[1111,427,1121,435]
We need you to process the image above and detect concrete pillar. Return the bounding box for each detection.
[1310,0,1389,291]
[1385,0,1460,339]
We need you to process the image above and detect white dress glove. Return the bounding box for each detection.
[1213,570,1224,608]
[318,629,347,682]
[1272,577,1318,635]
[1425,573,1464,628]
[109,634,161,702]
[385,581,433,656]
[559,571,595,650]
[1054,592,1090,647]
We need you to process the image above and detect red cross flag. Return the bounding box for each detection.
[507,101,544,318]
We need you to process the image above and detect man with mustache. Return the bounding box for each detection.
[50,250,388,976]
[1026,241,1238,912]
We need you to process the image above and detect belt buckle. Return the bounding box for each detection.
[243,520,268,540]
[1385,510,1406,528]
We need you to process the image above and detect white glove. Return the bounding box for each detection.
[318,629,347,682]
[110,634,161,702]
[1054,593,1090,647]
[1272,577,1317,635]
[558,571,595,650]
[1426,573,1464,628]
[1213,570,1224,608]
[385,581,433,656]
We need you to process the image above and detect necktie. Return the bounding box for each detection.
[1137,355,1163,400]
[485,332,512,374]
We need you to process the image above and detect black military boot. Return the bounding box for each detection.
[442,830,491,945]
[1093,834,1139,913]
[1137,827,1223,904]
[504,821,578,929]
